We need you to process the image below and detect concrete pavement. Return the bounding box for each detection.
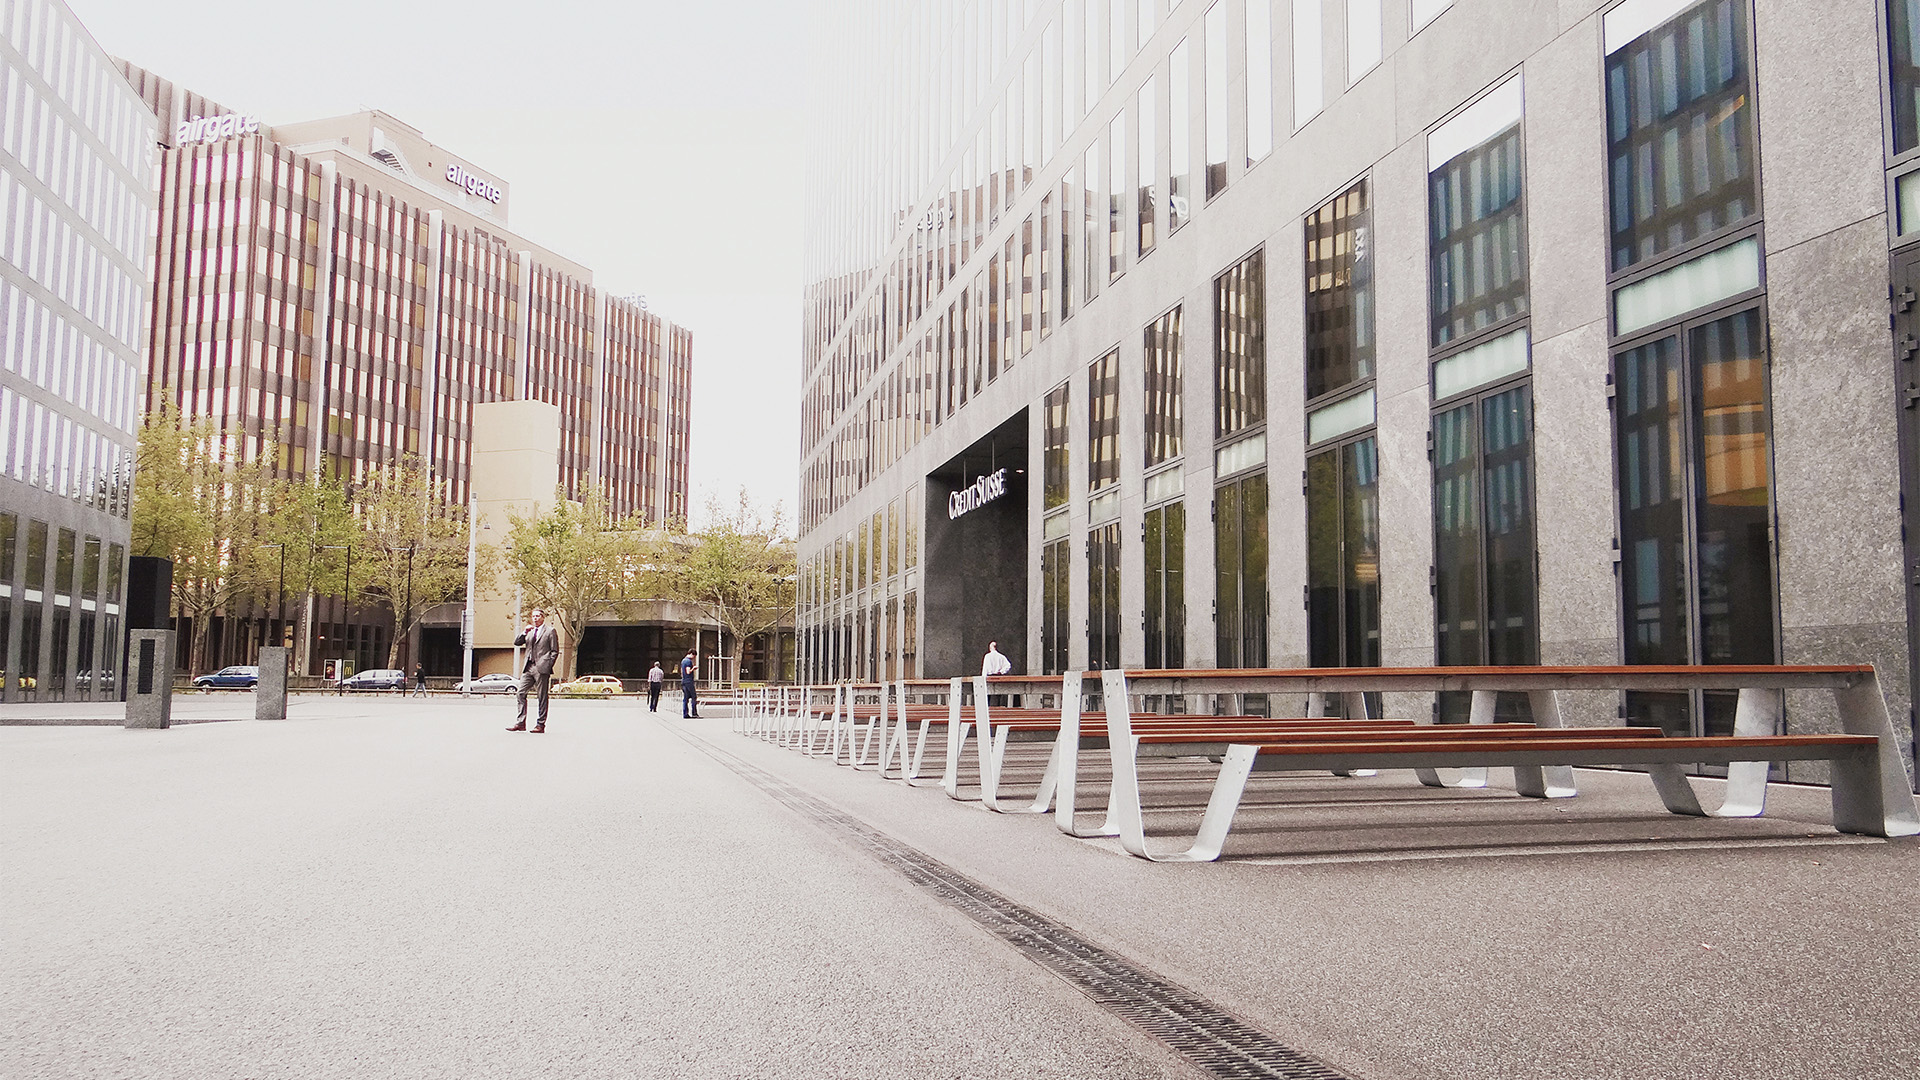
[4,694,1918,1079]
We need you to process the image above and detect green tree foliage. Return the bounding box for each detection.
[349,457,470,670]
[496,486,647,681]
[129,406,277,674]
[660,490,795,686]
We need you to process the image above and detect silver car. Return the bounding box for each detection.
[454,672,520,694]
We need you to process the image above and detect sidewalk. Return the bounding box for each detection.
[4,695,1917,1079]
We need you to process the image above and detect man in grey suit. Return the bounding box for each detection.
[509,609,560,733]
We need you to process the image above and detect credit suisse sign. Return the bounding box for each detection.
[446,164,503,205]
[948,468,1010,520]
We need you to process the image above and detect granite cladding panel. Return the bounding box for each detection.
[1530,321,1617,657]
[1752,0,1886,253]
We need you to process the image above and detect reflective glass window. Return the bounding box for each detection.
[1144,500,1185,668]
[1214,250,1266,439]
[1145,305,1184,468]
[1138,77,1157,256]
[1089,350,1120,492]
[1087,521,1122,669]
[1169,38,1191,230]
[1307,437,1379,671]
[1305,178,1374,402]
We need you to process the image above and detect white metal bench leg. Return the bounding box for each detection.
[1055,672,1122,837]
[1104,669,1236,861]
[1416,689,1495,788]
[941,678,971,799]
[1830,676,1920,836]
[1512,690,1577,798]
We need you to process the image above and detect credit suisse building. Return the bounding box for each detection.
[118,64,693,675]
[797,0,1920,785]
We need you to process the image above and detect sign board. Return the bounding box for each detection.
[175,113,261,146]
[446,164,503,204]
[947,468,1010,520]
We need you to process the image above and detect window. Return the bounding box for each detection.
[1169,38,1191,230]
[1089,351,1121,494]
[1044,381,1071,510]
[1411,0,1452,30]
[1604,0,1757,272]
[1109,114,1127,281]
[1088,522,1122,669]
[1215,471,1268,671]
[1138,77,1157,256]
[1891,0,1920,156]
[1205,2,1230,196]
[1615,306,1777,738]
[1349,0,1382,82]
[1042,538,1072,673]
[1430,76,1526,348]
[1305,178,1373,403]
[1247,0,1274,163]
[1292,0,1323,126]
[1306,436,1379,671]
[1215,250,1266,439]
[1433,384,1538,722]
[1084,142,1104,303]
[1144,500,1186,668]
[1145,306,1184,468]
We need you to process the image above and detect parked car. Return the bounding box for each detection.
[2,670,35,690]
[455,672,520,694]
[194,665,260,690]
[339,668,406,691]
[553,674,625,697]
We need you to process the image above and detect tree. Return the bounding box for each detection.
[496,486,647,681]
[258,471,356,673]
[130,406,279,674]
[661,490,795,687]
[350,457,470,670]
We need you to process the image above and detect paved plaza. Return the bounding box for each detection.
[3,694,1918,1079]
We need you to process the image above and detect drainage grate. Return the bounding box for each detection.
[686,735,1363,1080]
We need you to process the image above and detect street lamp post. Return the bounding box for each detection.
[258,542,285,654]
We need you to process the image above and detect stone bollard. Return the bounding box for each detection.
[256,646,288,721]
[125,630,176,729]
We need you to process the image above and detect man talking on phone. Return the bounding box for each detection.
[510,609,559,733]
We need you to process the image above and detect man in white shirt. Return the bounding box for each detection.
[982,641,1011,676]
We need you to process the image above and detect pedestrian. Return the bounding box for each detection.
[679,649,700,718]
[411,662,427,698]
[509,609,560,733]
[647,660,664,713]
[982,640,1011,676]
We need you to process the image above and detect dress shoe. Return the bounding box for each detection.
[506,721,526,731]
[530,725,546,734]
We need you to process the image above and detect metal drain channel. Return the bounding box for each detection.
[685,733,1361,1080]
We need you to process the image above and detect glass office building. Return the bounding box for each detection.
[119,64,694,675]
[798,0,1920,785]
[0,0,156,703]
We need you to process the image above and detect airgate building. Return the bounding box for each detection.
[796,0,1920,784]
[116,63,695,677]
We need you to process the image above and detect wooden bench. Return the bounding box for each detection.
[1086,669,1919,860]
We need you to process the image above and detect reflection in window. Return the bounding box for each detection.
[1615,307,1776,737]
[1145,306,1184,468]
[1044,381,1071,510]
[1215,471,1269,669]
[1307,437,1379,670]
[1088,522,1122,669]
[1144,501,1186,668]
[1138,77,1157,256]
[1892,0,1920,155]
[1214,250,1266,438]
[1039,195,1055,338]
[1170,38,1191,230]
[1305,178,1373,402]
[1042,538,1071,673]
[1605,0,1756,271]
[1205,1,1230,196]
[1109,115,1127,282]
[1433,386,1537,722]
[1431,121,1526,346]
[1083,143,1103,303]
[1089,350,1121,493]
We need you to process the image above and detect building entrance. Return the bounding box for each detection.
[922,412,1028,678]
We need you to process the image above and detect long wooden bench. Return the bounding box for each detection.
[1085,669,1919,860]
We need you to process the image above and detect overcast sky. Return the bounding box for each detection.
[66,0,812,532]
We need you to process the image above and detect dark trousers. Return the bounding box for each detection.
[516,671,551,725]
[647,682,662,711]
[681,680,698,717]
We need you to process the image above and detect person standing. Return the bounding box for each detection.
[982,641,1011,676]
[679,649,700,718]
[646,661,665,713]
[510,609,560,733]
